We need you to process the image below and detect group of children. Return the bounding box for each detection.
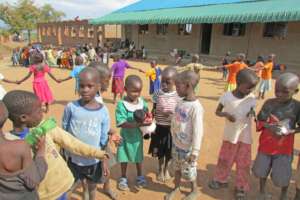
[222,52,277,100]
[1,49,300,200]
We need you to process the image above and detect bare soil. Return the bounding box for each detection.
[1,57,300,200]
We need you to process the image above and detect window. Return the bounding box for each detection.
[97,26,103,33]
[156,24,168,35]
[79,26,85,37]
[263,22,288,39]
[223,23,246,36]
[88,27,94,38]
[138,24,149,34]
[71,27,77,37]
[178,24,192,35]
[64,26,69,36]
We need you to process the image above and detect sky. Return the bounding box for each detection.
[0,0,139,20]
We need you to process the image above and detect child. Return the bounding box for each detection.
[3,90,109,200]
[62,67,110,200]
[139,60,161,96]
[111,55,140,103]
[258,54,275,99]
[0,101,47,199]
[90,62,121,199]
[12,48,19,66]
[59,55,85,94]
[17,52,61,113]
[0,73,18,100]
[115,75,150,191]
[165,70,204,200]
[208,69,259,200]
[177,54,218,95]
[149,67,180,182]
[224,53,248,92]
[222,51,231,80]
[252,72,300,200]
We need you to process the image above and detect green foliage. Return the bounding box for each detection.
[0,0,65,42]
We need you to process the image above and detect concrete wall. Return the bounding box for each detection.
[37,20,122,47]
[125,22,300,68]
[127,24,201,59]
[210,22,300,68]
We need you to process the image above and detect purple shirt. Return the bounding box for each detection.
[111,60,129,78]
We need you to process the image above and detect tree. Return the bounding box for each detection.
[0,0,65,43]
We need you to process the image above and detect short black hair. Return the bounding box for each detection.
[0,101,8,128]
[75,56,84,65]
[2,90,38,122]
[162,66,177,79]
[79,67,100,83]
[176,70,200,89]
[88,61,111,79]
[236,68,259,86]
[125,75,143,88]
[31,52,44,64]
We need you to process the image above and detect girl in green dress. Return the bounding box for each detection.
[115,75,150,191]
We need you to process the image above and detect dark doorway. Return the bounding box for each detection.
[201,24,212,54]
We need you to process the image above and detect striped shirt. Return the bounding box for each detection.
[153,90,180,126]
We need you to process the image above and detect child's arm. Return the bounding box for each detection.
[2,78,18,84]
[48,72,61,83]
[16,72,32,84]
[58,76,72,83]
[188,105,204,162]
[51,127,108,159]
[215,103,236,122]
[20,137,48,189]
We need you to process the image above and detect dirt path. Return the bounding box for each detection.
[1,59,300,200]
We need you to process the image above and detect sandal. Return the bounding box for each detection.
[208,180,228,190]
[118,177,129,191]
[136,176,147,188]
[235,190,246,200]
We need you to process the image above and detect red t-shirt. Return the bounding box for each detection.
[257,121,294,155]
[257,99,300,155]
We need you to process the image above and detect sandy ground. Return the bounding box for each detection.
[1,57,300,200]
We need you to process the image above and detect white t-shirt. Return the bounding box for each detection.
[0,73,6,100]
[219,92,256,144]
[171,99,204,156]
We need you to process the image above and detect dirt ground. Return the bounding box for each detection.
[1,57,300,200]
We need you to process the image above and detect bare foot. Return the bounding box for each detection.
[164,170,171,182]
[104,188,117,200]
[157,171,164,182]
[183,191,199,200]
[164,188,180,200]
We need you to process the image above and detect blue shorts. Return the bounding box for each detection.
[56,193,67,200]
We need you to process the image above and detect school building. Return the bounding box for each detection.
[90,0,300,69]
[37,19,121,47]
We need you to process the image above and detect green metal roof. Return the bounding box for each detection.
[89,0,300,25]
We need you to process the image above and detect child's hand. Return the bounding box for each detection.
[186,154,197,163]
[225,113,236,122]
[110,133,122,146]
[35,136,46,157]
[247,108,256,118]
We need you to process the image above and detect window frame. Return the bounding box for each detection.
[178,24,192,35]
[223,23,246,37]
[156,24,168,35]
[263,22,288,39]
[138,24,149,35]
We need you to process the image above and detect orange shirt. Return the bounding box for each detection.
[225,61,247,84]
[261,61,273,80]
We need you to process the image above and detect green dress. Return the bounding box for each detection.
[116,98,148,163]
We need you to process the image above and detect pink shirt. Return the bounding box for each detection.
[29,64,51,82]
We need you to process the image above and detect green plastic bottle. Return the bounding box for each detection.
[25,117,57,146]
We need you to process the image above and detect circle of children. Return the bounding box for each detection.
[0,45,299,200]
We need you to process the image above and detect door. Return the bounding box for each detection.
[201,23,212,54]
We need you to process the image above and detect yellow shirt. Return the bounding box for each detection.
[5,126,106,200]
[145,68,156,81]
[177,63,204,74]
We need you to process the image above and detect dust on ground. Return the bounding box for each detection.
[1,57,300,200]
